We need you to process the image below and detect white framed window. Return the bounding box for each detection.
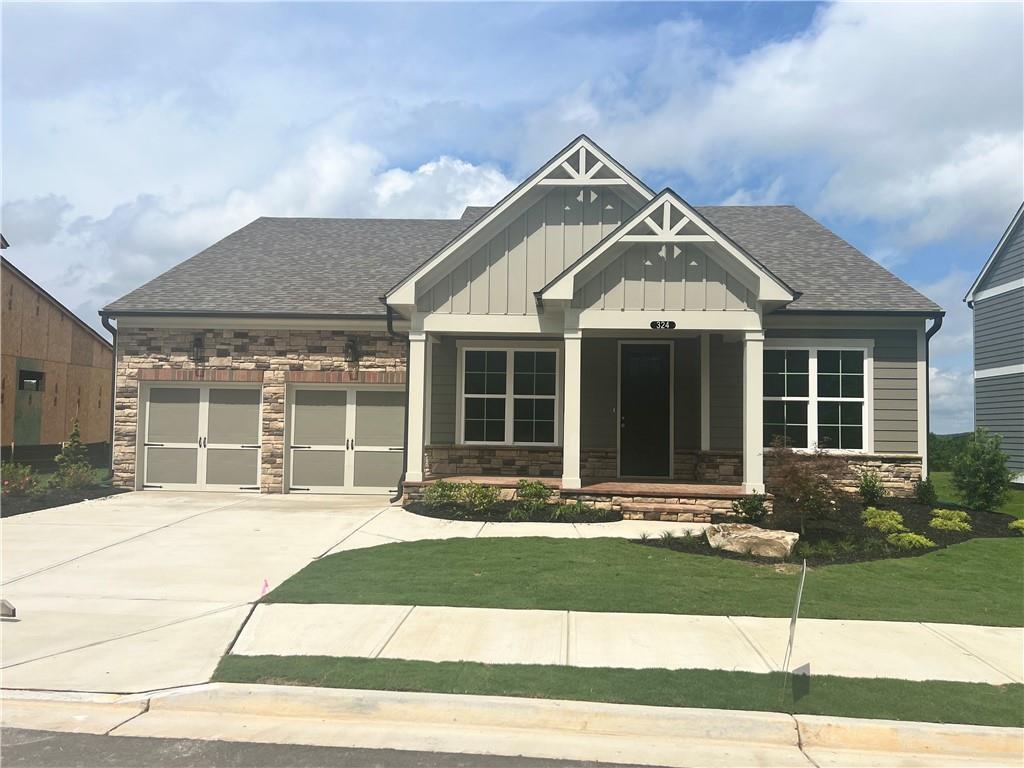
[458,347,560,446]
[763,340,873,452]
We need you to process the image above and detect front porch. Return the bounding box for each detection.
[402,474,758,523]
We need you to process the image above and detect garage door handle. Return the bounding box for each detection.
[388,447,404,451]
[240,444,260,449]
[292,445,311,449]
[144,442,164,447]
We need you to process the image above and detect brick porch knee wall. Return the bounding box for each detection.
[113,327,406,492]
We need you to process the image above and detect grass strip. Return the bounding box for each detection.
[214,655,1024,728]
[265,537,1024,627]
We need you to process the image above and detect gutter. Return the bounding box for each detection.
[99,312,118,475]
[924,314,944,472]
[384,300,410,505]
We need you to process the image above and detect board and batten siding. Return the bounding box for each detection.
[417,188,634,316]
[973,288,1024,369]
[978,216,1024,291]
[767,328,920,454]
[572,245,757,312]
[975,374,1024,476]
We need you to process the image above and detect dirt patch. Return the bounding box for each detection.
[1,486,129,517]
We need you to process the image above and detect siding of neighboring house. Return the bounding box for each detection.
[978,218,1024,291]
[1,259,113,457]
[975,373,1024,476]
[972,213,1024,478]
[417,188,635,315]
[765,327,921,454]
[571,244,757,311]
[973,289,1024,369]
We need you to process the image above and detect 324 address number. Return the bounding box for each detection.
[650,320,676,330]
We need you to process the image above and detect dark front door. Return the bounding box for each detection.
[619,343,671,477]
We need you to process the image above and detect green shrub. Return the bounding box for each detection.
[458,483,501,517]
[857,471,885,507]
[2,462,37,496]
[514,479,552,518]
[54,419,95,489]
[861,507,907,534]
[423,480,463,513]
[914,477,938,508]
[928,508,972,533]
[1009,519,1024,536]
[732,494,769,524]
[951,429,1014,511]
[885,532,937,550]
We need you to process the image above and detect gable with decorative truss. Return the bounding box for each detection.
[541,190,794,306]
[386,136,654,311]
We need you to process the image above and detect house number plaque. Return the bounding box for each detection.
[650,320,676,330]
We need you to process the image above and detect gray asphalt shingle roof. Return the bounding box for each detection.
[104,204,940,316]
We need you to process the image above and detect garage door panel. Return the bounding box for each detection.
[353,451,403,489]
[147,447,199,485]
[148,388,200,444]
[207,389,260,444]
[206,448,259,487]
[354,391,404,447]
[293,390,346,446]
[292,450,346,488]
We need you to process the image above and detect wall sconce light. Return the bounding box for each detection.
[345,338,360,365]
[191,335,205,364]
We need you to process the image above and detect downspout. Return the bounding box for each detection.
[100,312,117,476]
[924,313,944,477]
[384,301,410,504]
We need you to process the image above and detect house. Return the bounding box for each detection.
[2,254,114,465]
[100,136,942,516]
[965,202,1024,484]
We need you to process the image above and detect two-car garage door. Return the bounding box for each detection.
[141,384,404,494]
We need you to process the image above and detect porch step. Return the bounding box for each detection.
[621,502,713,523]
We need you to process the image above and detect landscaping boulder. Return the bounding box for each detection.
[705,523,799,559]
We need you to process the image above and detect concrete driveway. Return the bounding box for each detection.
[1,492,390,693]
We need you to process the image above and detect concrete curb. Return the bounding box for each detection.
[4,684,1023,767]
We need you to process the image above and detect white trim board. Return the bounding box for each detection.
[975,364,1024,379]
[965,201,1024,302]
[970,277,1024,303]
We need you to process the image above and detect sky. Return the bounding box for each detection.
[2,1,1022,434]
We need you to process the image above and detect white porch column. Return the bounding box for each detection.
[405,331,427,483]
[742,330,765,494]
[562,330,583,489]
[700,333,711,451]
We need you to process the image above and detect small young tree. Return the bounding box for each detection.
[766,438,845,536]
[54,419,94,489]
[951,428,1013,512]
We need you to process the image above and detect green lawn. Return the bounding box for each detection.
[266,536,1024,626]
[214,656,1024,728]
[931,471,1024,519]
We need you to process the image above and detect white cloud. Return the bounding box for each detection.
[929,366,974,435]
[598,2,1023,243]
[3,136,514,330]
[1,195,73,245]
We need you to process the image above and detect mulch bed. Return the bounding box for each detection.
[637,495,1019,566]
[405,501,621,524]
[1,486,129,517]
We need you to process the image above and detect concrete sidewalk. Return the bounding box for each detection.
[3,684,1021,767]
[233,603,1024,684]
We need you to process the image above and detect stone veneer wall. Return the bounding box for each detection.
[765,452,923,497]
[424,445,562,477]
[113,327,405,492]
